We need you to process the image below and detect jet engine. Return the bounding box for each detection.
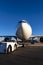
[40,37,43,42]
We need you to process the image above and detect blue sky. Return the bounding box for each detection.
[0,0,43,36]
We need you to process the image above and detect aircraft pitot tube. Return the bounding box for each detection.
[16,20,32,40]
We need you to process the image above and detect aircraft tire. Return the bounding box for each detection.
[31,42,34,44]
[22,44,24,47]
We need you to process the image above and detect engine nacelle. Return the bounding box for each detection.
[40,37,43,42]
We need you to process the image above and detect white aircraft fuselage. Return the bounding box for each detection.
[16,20,32,40]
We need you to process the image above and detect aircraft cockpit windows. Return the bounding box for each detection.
[19,20,26,23]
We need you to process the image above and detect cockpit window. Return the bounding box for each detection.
[19,20,26,23]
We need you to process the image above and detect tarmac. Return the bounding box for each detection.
[0,43,43,65]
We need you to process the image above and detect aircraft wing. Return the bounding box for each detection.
[30,35,43,39]
[0,36,17,38]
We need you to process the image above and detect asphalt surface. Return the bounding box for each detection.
[0,45,43,65]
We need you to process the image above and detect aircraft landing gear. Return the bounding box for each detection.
[22,44,24,47]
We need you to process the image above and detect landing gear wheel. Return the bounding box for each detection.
[14,44,17,50]
[7,45,12,54]
[22,44,24,47]
[31,42,34,44]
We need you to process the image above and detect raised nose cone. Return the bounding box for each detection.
[16,20,32,40]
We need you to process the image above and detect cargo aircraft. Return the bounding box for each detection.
[16,20,43,44]
[0,20,43,53]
